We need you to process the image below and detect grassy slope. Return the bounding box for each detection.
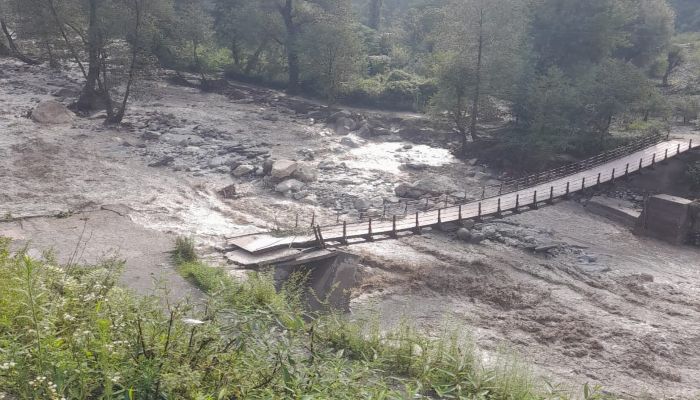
[0,236,612,399]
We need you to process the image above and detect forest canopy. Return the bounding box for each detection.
[0,0,695,163]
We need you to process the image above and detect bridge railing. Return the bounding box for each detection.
[309,138,696,246]
[486,132,667,198]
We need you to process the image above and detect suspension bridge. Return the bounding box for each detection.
[228,134,697,262]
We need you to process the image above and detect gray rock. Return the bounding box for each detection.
[318,161,335,170]
[208,156,231,168]
[275,179,305,193]
[457,228,472,241]
[461,220,476,229]
[271,160,298,179]
[534,244,559,253]
[353,198,372,211]
[31,100,73,124]
[142,130,161,140]
[335,117,357,135]
[471,232,485,243]
[232,164,255,177]
[149,156,175,167]
[356,123,372,137]
[340,136,361,148]
[292,165,318,182]
[481,225,498,239]
[263,159,275,175]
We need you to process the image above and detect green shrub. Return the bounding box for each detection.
[173,236,197,264]
[0,238,614,399]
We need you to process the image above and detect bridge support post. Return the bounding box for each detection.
[496,198,502,217]
[316,226,326,249]
[625,163,629,178]
[638,157,643,173]
[611,168,615,184]
[597,173,601,185]
[437,209,442,224]
[664,148,668,162]
[581,177,586,192]
[531,191,538,210]
[548,186,554,204]
[677,143,681,155]
[458,205,463,221]
[341,221,348,245]
[477,202,482,222]
[651,153,656,169]
[413,212,422,235]
[564,182,570,199]
[515,194,520,213]
[391,216,397,238]
[366,218,374,242]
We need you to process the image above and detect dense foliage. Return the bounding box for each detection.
[0,0,697,161]
[0,238,616,399]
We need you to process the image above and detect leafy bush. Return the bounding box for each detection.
[0,239,613,399]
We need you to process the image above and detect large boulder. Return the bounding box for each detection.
[232,164,255,177]
[31,100,73,124]
[275,179,305,193]
[291,165,318,182]
[271,160,298,179]
[394,176,458,199]
[340,136,361,148]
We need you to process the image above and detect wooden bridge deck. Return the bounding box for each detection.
[230,138,697,255]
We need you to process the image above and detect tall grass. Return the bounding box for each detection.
[0,237,614,399]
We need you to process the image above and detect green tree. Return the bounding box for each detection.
[431,0,527,154]
[299,2,363,101]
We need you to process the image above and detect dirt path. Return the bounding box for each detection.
[0,209,201,301]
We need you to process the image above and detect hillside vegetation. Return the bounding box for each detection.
[1,0,698,163]
[0,237,614,399]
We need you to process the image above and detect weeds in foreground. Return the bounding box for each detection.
[0,237,615,399]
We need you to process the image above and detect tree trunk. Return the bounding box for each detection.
[244,39,268,75]
[465,8,484,154]
[76,0,102,111]
[47,0,87,78]
[0,19,39,65]
[0,38,9,56]
[368,0,383,30]
[280,0,300,94]
[107,0,141,124]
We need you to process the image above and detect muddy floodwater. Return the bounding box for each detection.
[1,59,700,398]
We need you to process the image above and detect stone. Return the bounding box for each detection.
[353,198,372,211]
[31,100,73,124]
[457,228,472,242]
[356,123,373,137]
[207,156,231,168]
[335,117,357,135]
[148,156,175,167]
[471,232,485,243]
[328,110,352,122]
[142,130,161,140]
[232,164,255,177]
[292,165,318,182]
[275,179,305,193]
[262,159,275,175]
[52,87,80,98]
[340,136,361,148]
[481,225,498,239]
[271,160,298,179]
[534,244,558,253]
[318,161,335,170]
[461,220,476,229]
